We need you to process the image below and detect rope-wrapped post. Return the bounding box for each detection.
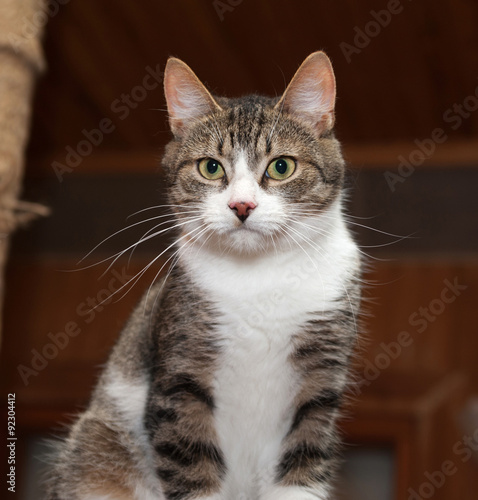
[0,0,47,340]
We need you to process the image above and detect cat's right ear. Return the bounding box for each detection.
[164,58,222,137]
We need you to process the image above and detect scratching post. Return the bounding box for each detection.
[0,0,47,340]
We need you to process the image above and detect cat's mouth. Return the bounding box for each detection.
[230,224,261,234]
[227,214,255,230]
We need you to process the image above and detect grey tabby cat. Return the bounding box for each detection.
[46,51,361,500]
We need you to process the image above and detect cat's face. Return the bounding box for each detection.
[162,53,345,255]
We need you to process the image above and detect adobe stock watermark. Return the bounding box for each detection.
[6,394,16,493]
[51,64,163,182]
[340,0,410,63]
[213,0,244,21]
[8,0,71,53]
[353,277,467,396]
[384,81,478,192]
[17,267,134,386]
[408,426,478,499]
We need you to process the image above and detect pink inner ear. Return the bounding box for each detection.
[164,58,221,135]
[278,52,336,134]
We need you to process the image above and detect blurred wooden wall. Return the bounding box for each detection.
[2,1,478,498]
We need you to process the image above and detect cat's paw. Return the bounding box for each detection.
[261,485,328,500]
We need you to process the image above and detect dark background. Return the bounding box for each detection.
[2,1,478,498]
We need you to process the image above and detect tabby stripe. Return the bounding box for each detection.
[253,113,265,150]
[290,390,342,432]
[165,476,216,500]
[291,467,334,487]
[313,469,333,483]
[156,467,178,481]
[144,406,178,435]
[306,318,339,328]
[338,308,355,320]
[174,198,198,207]
[294,344,320,358]
[162,374,214,408]
[310,161,328,184]
[155,440,225,468]
[294,343,333,358]
[253,128,262,150]
[294,342,347,358]
[165,489,188,500]
[316,358,346,368]
[236,107,245,144]
[278,444,334,479]
[155,407,179,422]
[158,469,215,489]
[176,159,192,174]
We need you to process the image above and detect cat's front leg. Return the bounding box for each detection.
[257,389,340,500]
[145,374,226,500]
[260,318,356,500]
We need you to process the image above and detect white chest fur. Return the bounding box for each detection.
[180,209,358,499]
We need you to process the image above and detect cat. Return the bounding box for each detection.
[45,51,362,500]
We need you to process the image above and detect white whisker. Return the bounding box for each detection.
[101,216,204,277]
[91,222,209,311]
[127,204,201,220]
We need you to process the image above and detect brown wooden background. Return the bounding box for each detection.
[1,1,478,498]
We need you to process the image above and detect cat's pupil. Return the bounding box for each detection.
[207,160,219,174]
[275,159,288,175]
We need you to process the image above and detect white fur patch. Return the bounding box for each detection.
[227,152,259,206]
[180,196,358,498]
[133,483,166,500]
[104,369,149,433]
[261,485,329,500]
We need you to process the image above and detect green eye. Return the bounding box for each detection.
[198,158,225,180]
[266,157,296,180]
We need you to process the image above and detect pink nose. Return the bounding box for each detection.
[229,201,257,222]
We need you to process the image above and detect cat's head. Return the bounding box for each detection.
[162,52,345,256]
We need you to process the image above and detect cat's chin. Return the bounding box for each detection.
[222,227,271,255]
[192,226,275,257]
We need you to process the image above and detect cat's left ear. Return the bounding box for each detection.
[275,51,336,135]
[164,57,222,137]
